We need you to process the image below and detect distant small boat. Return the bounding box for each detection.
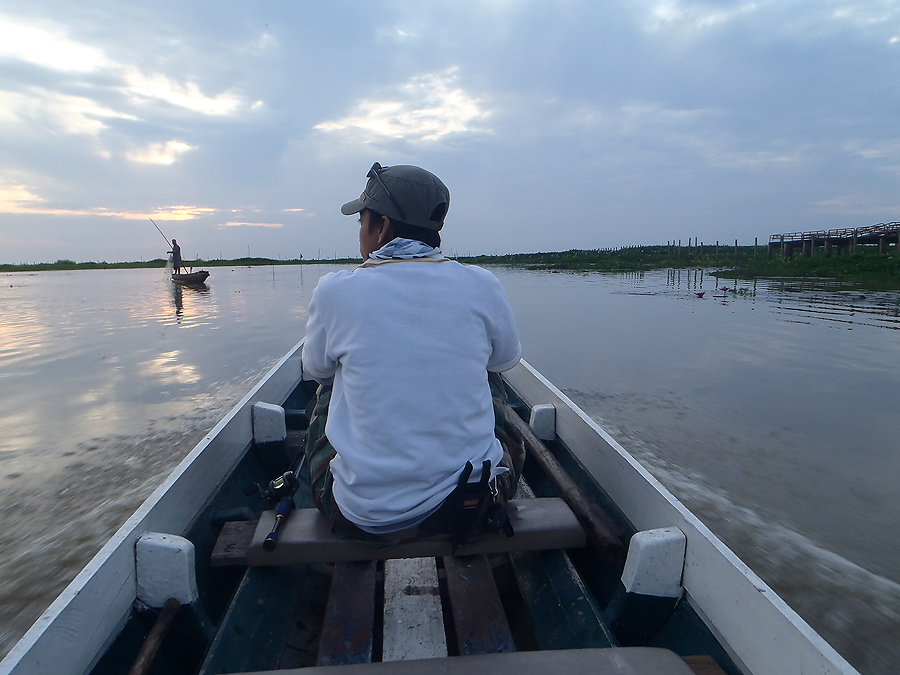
[171,270,209,285]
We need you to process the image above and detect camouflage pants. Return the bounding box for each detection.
[303,372,525,545]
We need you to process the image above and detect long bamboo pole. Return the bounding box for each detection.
[128,598,181,675]
[500,402,627,567]
[149,218,172,247]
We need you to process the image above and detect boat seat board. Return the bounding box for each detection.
[211,520,256,567]
[682,655,729,675]
[232,647,697,674]
[215,498,585,567]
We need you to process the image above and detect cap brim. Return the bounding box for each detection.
[341,198,364,216]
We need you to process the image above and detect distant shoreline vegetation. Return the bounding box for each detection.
[0,257,359,272]
[3,245,900,285]
[459,244,900,283]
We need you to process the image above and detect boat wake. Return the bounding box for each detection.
[0,405,231,661]
[568,391,900,675]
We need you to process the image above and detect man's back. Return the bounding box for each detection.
[302,258,520,531]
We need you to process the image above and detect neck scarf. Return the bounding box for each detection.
[367,238,444,261]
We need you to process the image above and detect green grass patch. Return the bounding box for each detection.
[713,248,900,284]
[457,244,763,272]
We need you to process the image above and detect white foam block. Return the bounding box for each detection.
[135,532,198,608]
[252,401,286,444]
[620,527,686,598]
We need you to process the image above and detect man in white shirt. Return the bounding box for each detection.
[301,162,523,543]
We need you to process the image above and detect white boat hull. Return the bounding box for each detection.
[0,341,858,675]
[0,342,303,675]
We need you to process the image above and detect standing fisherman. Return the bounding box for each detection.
[168,239,182,274]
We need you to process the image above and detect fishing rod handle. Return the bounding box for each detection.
[263,497,295,552]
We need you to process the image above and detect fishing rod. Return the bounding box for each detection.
[149,218,172,247]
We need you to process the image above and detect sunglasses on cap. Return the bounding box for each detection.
[367,162,407,222]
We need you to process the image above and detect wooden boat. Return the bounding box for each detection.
[0,340,859,675]
[172,270,210,285]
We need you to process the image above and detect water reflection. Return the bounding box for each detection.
[723,276,900,330]
[172,282,182,319]
[666,267,706,291]
[647,269,900,328]
[763,281,900,330]
[2,266,898,674]
[144,350,202,385]
[169,281,210,323]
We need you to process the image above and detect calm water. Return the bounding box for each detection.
[1,265,898,673]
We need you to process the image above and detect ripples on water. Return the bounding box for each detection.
[496,267,900,675]
[1,266,898,674]
[0,266,336,657]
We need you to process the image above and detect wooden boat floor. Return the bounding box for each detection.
[235,647,696,674]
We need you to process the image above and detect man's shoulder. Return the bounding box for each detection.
[448,261,503,285]
[317,261,499,291]
[313,267,382,301]
[315,268,355,287]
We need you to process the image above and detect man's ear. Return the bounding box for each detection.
[377,216,394,244]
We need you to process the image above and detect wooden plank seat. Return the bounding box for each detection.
[234,647,697,675]
[211,498,586,568]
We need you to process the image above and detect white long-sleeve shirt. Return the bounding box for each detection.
[301,257,521,532]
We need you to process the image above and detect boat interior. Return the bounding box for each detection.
[89,379,738,675]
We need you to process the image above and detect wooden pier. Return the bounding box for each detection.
[769,221,900,259]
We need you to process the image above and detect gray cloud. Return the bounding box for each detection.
[1,1,899,263]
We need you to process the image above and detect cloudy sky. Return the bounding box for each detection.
[1,1,899,264]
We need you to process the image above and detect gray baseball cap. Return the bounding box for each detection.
[341,162,450,231]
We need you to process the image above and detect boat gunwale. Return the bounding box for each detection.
[171,270,210,284]
[0,340,305,675]
[501,360,858,675]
